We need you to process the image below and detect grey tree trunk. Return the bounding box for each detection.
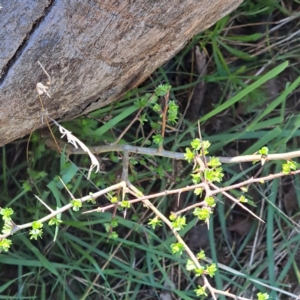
[0,0,242,146]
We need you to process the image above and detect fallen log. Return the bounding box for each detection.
[0,0,242,146]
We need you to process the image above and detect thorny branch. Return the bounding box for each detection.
[3,63,300,298]
[3,120,300,298]
[65,140,300,164]
[0,182,127,239]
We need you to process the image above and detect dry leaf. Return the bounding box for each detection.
[36,82,51,98]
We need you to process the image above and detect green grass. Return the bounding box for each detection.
[2,0,300,299]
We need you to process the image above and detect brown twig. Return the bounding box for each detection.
[208,182,263,222]
[113,108,143,145]
[82,168,300,216]
[157,89,170,152]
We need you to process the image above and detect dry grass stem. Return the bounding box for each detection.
[49,118,100,179]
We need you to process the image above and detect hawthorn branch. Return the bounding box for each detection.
[64,141,300,164]
[0,182,126,239]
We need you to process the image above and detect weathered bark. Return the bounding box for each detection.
[0,0,242,146]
